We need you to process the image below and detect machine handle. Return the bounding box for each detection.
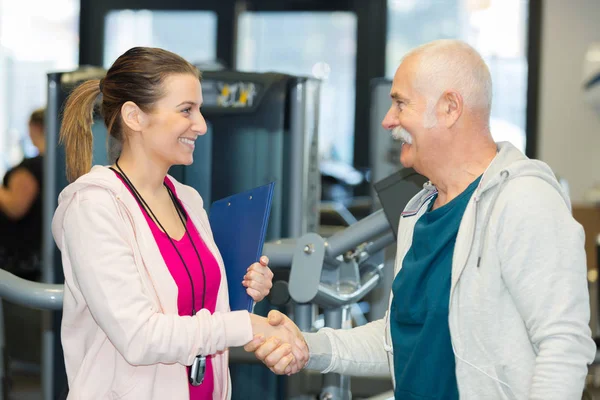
[314,264,383,308]
[324,210,390,259]
[0,269,63,310]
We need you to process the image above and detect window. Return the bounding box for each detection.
[0,0,79,175]
[236,12,358,165]
[104,10,218,68]
[386,0,529,152]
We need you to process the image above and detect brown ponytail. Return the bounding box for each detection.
[59,79,101,182]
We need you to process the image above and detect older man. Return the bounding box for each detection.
[247,39,596,399]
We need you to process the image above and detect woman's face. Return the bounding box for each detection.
[137,73,207,168]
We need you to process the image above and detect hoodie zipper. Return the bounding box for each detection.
[447,169,511,360]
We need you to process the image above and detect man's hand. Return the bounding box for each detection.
[246,310,309,375]
[243,256,274,302]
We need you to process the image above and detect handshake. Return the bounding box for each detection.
[247,311,309,375]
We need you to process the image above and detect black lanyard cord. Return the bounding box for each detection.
[110,161,205,314]
[165,185,207,312]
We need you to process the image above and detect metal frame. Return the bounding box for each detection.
[0,300,4,400]
[42,74,61,400]
[525,0,543,159]
[237,0,387,174]
[288,79,321,238]
[43,67,108,400]
[79,0,237,68]
[0,275,62,310]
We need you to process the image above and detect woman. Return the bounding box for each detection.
[0,107,45,280]
[51,47,301,399]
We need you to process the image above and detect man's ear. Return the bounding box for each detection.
[441,90,463,128]
[120,101,145,132]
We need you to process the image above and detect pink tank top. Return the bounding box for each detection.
[114,172,221,399]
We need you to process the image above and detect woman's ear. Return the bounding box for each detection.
[121,101,144,132]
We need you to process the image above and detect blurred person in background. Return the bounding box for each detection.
[1,108,46,395]
[0,107,45,280]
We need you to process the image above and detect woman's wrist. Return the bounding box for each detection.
[249,313,264,336]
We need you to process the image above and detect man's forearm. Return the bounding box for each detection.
[304,331,333,372]
[302,320,391,377]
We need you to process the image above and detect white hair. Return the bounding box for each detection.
[403,39,493,122]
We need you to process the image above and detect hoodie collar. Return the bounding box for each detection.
[57,165,128,205]
[402,141,553,216]
[474,141,528,198]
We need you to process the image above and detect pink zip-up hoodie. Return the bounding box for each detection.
[51,165,253,400]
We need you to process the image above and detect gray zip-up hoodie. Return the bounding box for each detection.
[304,142,596,399]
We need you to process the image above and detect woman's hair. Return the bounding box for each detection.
[59,47,200,182]
[29,108,45,128]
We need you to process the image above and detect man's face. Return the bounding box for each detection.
[381,58,443,174]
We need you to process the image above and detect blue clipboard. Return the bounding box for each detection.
[208,182,275,313]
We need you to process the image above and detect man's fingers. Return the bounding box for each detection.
[244,335,265,352]
[271,353,295,375]
[295,338,309,357]
[264,343,293,369]
[290,345,307,366]
[254,337,282,361]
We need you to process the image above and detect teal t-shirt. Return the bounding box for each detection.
[390,175,481,399]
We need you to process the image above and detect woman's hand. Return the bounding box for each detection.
[242,256,273,302]
[248,313,302,375]
[246,311,309,375]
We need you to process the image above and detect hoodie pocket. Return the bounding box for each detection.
[110,372,140,399]
[110,357,140,398]
[456,359,519,400]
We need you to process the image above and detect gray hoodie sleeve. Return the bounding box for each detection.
[495,177,596,400]
[303,318,391,377]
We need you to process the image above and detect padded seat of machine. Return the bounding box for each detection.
[373,168,428,239]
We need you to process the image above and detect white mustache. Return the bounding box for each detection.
[391,127,413,144]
